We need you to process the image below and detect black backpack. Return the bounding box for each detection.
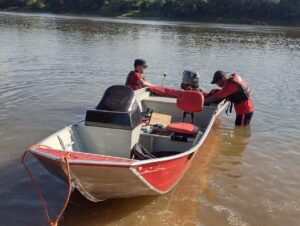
[130,144,156,160]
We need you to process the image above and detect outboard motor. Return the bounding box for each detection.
[181,70,199,90]
[85,85,141,130]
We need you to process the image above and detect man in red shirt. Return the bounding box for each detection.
[125,59,154,91]
[205,71,254,126]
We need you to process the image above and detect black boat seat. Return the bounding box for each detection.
[83,86,142,158]
[85,85,141,130]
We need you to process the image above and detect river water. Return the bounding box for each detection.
[0,12,299,226]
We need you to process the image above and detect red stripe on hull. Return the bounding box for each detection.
[33,148,134,163]
[32,153,131,168]
[134,154,193,192]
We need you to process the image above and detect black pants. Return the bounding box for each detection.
[235,112,254,126]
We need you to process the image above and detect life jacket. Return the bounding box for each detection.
[125,71,144,90]
[227,73,252,104]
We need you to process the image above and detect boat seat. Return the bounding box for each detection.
[82,85,142,158]
[85,85,141,130]
[167,90,203,136]
[167,122,199,135]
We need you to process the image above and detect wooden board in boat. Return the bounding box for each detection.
[149,112,172,126]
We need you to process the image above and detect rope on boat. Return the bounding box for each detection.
[22,145,73,226]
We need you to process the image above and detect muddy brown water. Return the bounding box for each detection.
[0,12,300,226]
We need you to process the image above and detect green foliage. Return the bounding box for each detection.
[0,0,299,23]
[42,0,105,11]
[0,0,26,8]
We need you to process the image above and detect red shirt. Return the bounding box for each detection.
[127,72,143,91]
[217,82,254,115]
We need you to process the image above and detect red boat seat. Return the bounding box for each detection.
[167,91,203,136]
[177,90,204,113]
[167,122,199,135]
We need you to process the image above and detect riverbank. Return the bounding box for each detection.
[114,9,298,26]
[1,8,299,27]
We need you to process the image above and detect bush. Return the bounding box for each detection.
[0,0,299,23]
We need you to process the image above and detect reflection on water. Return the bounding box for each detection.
[0,11,300,226]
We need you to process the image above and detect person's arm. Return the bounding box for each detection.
[205,84,239,105]
[149,86,182,98]
[138,79,155,88]
[204,94,221,105]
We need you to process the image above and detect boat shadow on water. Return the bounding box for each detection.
[62,191,159,226]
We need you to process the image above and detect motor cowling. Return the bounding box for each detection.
[181,70,199,90]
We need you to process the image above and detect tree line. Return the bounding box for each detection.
[1,0,299,23]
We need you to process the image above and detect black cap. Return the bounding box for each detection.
[211,70,227,84]
[134,59,148,68]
